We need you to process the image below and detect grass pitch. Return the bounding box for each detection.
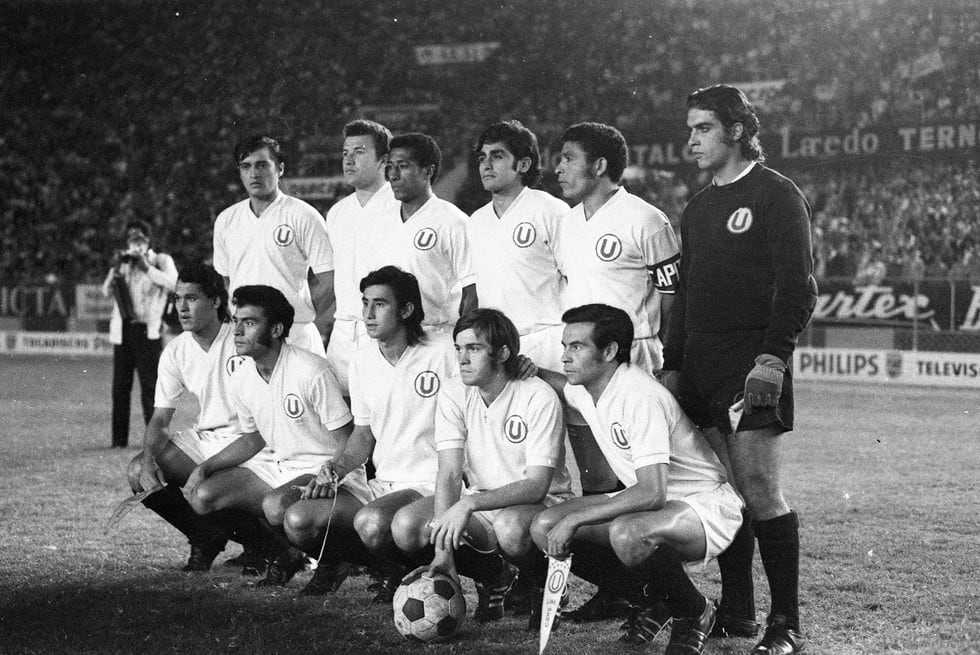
[0,355,977,655]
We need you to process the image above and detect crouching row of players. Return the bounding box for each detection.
[129,262,742,654]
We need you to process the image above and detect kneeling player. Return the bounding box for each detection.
[391,309,573,627]
[127,263,262,572]
[283,266,456,598]
[184,285,368,586]
[531,304,743,655]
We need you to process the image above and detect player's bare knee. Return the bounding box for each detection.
[390,507,423,552]
[261,494,289,527]
[354,508,390,551]
[609,517,659,567]
[282,503,317,542]
[493,515,531,557]
[187,485,216,515]
[529,511,555,551]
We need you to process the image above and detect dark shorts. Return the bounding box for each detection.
[678,330,794,435]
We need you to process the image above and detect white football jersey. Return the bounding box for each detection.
[563,363,726,497]
[213,193,333,324]
[435,376,571,496]
[231,343,352,465]
[325,183,399,322]
[468,187,568,335]
[559,187,679,340]
[369,196,474,328]
[154,322,245,438]
[349,332,456,485]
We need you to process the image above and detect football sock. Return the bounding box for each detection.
[454,546,508,587]
[755,511,801,631]
[569,540,645,602]
[635,545,705,619]
[512,550,549,588]
[718,509,757,620]
[142,484,228,547]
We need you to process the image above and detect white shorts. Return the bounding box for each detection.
[325,318,369,396]
[241,455,371,503]
[170,428,241,464]
[631,335,663,374]
[606,482,743,571]
[286,322,326,358]
[679,482,744,570]
[519,325,565,372]
[463,487,572,553]
[367,478,435,502]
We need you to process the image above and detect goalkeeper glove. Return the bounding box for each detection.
[743,354,786,415]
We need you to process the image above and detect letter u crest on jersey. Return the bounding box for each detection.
[595,234,622,261]
[413,227,437,250]
[610,422,629,450]
[225,355,247,375]
[726,208,753,234]
[512,222,536,248]
[414,370,440,397]
[283,393,304,419]
[273,224,295,246]
[504,415,528,443]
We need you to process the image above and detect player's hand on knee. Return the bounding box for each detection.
[301,464,338,499]
[138,459,166,494]
[654,369,681,398]
[743,354,786,414]
[545,517,576,560]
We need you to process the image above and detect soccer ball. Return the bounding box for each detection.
[392,570,466,642]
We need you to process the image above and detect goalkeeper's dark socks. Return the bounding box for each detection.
[142,484,228,546]
[717,510,757,620]
[755,511,801,631]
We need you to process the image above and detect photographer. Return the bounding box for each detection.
[101,220,178,448]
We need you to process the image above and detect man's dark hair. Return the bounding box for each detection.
[124,219,152,240]
[474,120,542,187]
[560,122,629,183]
[178,263,229,322]
[344,120,392,158]
[453,308,521,379]
[390,133,442,183]
[232,285,294,338]
[234,135,285,166]
[562,303,633,364]
[687,84,765,162]
[359,265,425,346]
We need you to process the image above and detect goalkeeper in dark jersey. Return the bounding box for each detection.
[660,85,817,655]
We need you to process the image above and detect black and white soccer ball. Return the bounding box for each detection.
[392,570,466,642]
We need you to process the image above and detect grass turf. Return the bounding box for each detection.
[0,355,977,654]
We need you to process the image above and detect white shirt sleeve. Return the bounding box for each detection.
[434,380,467,452]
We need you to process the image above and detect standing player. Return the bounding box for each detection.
[554,122,679,374]
[661,85,816,655]
[184,285,369,587]
[530,304,743,654]
[126,263,247,571]
[468,120,568,371]
[324,120,399,396]
[391,309,572,628]
[371,133,476,333]
[213,135,335,356]
[283,266,456,599]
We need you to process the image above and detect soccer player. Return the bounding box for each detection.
[127,263,251,571]
[530,304,743,654]
[324,120,399,396]
[370,132,476,333]
[213,135,334,357]
[554,122,679,374]
[282,266,456,599]
[391,309,572,627]
[184,285,368,586]
[660,85,816,655]
[468,120,568,371]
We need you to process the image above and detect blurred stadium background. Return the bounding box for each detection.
[2,0,980,388]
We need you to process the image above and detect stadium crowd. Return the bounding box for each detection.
[2,0,978,285]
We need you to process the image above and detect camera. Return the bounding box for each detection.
[116,249,142,265]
